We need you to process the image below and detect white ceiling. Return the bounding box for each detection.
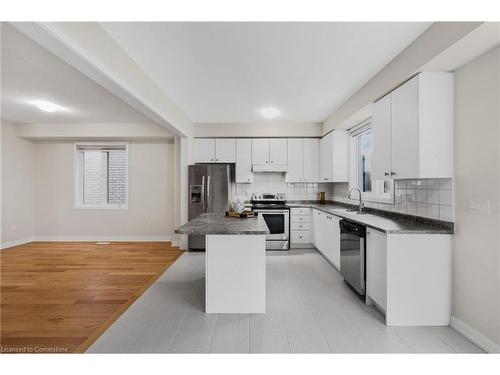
[1,24,151,124]
[101,22,431,123]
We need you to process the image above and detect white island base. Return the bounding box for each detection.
[205,234,266,313]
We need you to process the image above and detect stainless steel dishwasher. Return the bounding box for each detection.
[340,220,366,295]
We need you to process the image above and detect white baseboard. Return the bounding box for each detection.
[1,236,177,250]
[450,315,500,353]
[1,237,35,250]
[33,236,174,242]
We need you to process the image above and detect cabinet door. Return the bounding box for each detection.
[269,138,288,165]
[251,139,269,165]
[193,138,215,162]
[391,76,419,179]
[366,228,387,311]
[372,95,392,180]
[235,139,253,183]
[331,131,349,182]
[328,216,341,268]
[303,138,319,182]
[312,209,322,249]
[215,138,236,163]
[286,138,303,182]
[319,134,333,182]
[321,215,340,269]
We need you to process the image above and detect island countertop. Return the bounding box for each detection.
[175,213,270,235]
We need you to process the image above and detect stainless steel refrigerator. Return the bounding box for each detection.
[188,164,231,250]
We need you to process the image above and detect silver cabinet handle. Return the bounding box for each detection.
[201,175,206,210]
[384,171,389,176]
[207,175,211,210]
[390,171,396,176]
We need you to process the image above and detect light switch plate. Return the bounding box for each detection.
[468,198,490,215]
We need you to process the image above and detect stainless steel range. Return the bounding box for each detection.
[251,193,289,250]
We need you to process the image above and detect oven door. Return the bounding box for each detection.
[253,209,289,241]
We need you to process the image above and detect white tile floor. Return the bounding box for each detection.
[88,249,484,354]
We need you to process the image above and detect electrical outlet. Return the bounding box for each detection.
[10,225,17,232]
[468,198,490,215]
[146,220,153,229]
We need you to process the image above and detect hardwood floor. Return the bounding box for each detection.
[0,241,183,353]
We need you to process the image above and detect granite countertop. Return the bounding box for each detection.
[175,213,270,235]
[287,202,453,234]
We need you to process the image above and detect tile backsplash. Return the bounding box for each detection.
[233,173,334,201]
[331,179,454,222]
[232,174,454,222]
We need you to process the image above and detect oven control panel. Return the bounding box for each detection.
[251,193,286,201]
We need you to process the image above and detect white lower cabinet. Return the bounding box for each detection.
[290,208,313,248]
[365,228,452,326]
[312,209,341,269]
[366,228,387,311]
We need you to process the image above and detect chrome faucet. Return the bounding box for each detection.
[348,187,365,212]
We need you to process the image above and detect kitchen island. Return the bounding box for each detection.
[175,213,270,313]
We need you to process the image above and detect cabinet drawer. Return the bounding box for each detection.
[291,215,310,223]
[290,207,311,216]
[291,231,311,244]
[291,222,310,231]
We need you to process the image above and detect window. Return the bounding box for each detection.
[75,144,128,208]
[349,121,394,204]
[358,129,373,193]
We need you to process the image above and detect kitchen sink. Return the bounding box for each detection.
[346,210,369,215]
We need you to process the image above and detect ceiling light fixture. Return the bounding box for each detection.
[259,107,281,119]
[30,100,67,113]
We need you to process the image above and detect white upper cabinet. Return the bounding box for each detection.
[391,76,419,179]
[303,138,319,182]
[372,95,392,180]
[215,138,236,163]
[235,139,253,183]
[319,131,349,182]
[286,138,304,182]
[269,138,288,165]
[251,138,288,166]
[193,138,216,162]
[251,139,270,165]
[193,138,236,163]
[286,138,319,182]
[371,72,454,180]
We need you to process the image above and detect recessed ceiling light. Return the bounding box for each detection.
[29,100,67,113]
[259,107,281,119]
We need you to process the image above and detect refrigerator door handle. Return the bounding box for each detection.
[207,175,211,211]
[201,175,206,210]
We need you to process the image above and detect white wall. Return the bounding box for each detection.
[33,140,175,240]
[453,46,500,350]
[1,121,36,246]
[1,122,177,246]
[194,122,322,138]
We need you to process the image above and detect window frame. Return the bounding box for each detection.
[349,120,394,205]
[74,142,129,210]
